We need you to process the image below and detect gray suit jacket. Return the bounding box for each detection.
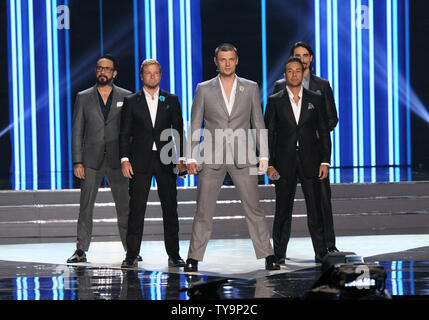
[72,84,132,170]
[188,75,268,169]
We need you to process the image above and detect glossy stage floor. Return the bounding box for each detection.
[1,167,429,306]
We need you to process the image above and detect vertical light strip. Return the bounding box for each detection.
[185,0,193,119]
[180,0,192,186]
[46,0,56,188]
[168,0,175,93]
[405,0,411,165]
[28,0,38,190]
[369,0,376,166]
[179,1,187,117]
[261,0,269,185]
[357,0,364,169]
[326,0,334,167]
[9,0,21,189]
[133,0,140,92]
[393,0,399,165]
[332,0,340,169]
[65,0,73,188]
[351,0,358,167]
[16,0,26,189]
[144,0,151,59]
[386,0,394,165]
[52,0,62,189]
[99,0,104,55]
[314,0,321,76]
[261,0,268,110]
[150,0,157,59]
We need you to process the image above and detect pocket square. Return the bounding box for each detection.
[308,102,315,110]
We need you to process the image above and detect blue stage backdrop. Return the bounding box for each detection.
[6,0,410,190]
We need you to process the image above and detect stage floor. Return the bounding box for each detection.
[1,234,429,300]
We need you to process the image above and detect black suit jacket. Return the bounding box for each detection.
[273,74,338,131]
[119,89,185,173]
[264,88,331,179]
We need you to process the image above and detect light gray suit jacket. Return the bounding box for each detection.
[72,84,132,170]
[188,75,268,169]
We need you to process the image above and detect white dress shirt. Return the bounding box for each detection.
[219,76,237,115]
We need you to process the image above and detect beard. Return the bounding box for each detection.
[97,75,112,86]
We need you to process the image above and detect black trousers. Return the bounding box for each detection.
[320,177,336,248]
[126,151,180,259]
[273,152,327,258]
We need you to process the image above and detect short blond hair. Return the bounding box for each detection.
[140,59,162,74]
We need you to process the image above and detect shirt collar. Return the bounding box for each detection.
[143,87,160,99]
[286,85,303,100]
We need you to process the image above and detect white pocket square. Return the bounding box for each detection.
[308,103,315,110]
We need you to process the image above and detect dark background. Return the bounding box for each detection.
[0,0,428,189]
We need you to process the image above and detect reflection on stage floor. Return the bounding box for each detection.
[1,235,429,300]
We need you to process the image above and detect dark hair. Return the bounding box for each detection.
[214,43,238,58]
[289,41,314,57]
[98,54,119,70]
[284,56,304,71]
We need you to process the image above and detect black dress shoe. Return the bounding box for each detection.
[137,255,143,262]
[265,255,280,270]
[168,256,186,267]
[67,249,87,263]
[121,257,138,268]
[184,258,198,272]
[276,257,287,265]
[314,253,327,263]
[327,246,339,253]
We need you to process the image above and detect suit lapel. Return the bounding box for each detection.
[297,90,310,127]
[105,85,119,123]
[136,90,154,128]
[279,89,297,126]
[153,89,166,129]
[229,76,242,119]
[91,85,105,122]
[213,76,231,118]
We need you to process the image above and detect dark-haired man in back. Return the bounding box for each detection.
[68,54,132,263]
[272,41,339,254]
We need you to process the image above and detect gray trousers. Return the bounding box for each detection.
[187,165,274,261]
[76,159,129,252]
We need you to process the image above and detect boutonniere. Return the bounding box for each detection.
[239,86,244,92]
[308,102,315,110]
[159,95,166,102]
[314,89,322,96]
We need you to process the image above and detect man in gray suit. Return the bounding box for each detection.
[67,54,132,263]
[185,43,279,271]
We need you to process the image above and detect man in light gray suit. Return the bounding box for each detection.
[185,43,279,271]
[67,54,132,263]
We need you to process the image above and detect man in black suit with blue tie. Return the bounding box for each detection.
[119,59,187,268]
[272,41,339,255]
[265,57,331,263]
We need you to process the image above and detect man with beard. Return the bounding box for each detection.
[68,54,132,263]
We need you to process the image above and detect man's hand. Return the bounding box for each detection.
[258,159,269,174]
[187,162,198,175]
[122,161,134,179]
[73,164,85,180]
[266,167,279,180]
[318,164,329,180]
[176,160,187,173]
